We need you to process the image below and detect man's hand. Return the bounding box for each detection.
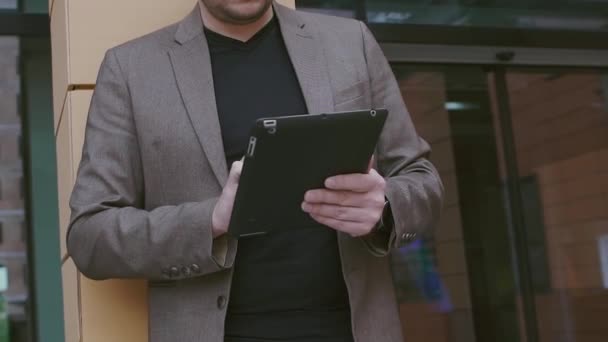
[212,160,243,238]
[302,168,386,237]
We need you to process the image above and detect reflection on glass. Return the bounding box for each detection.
[0,37,28,341]
[504,69,608,342]
[295,0,356,18]
[0,0,17,10]
[369,0,608,31]
[390,66,523,342]
[301,0,608,31]
[390,69,465,342]
[389,63,608,342]
[600,234,608,289]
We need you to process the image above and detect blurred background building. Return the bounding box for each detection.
[1,0,608,341]
[1,0,60,341]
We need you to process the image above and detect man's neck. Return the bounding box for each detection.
[199,3,274,42]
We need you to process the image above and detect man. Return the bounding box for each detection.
[67,0,444,341]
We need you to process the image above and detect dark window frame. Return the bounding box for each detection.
[369,23,608,50]
[1,2,61,342]
[0,13,49,36]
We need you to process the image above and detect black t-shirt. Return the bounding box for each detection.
[205,18,354,342]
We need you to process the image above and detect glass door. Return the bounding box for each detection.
[388,64,608,342]
[499,68,608,342]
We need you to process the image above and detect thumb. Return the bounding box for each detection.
[367,155,376,173]
[227,160,243,186]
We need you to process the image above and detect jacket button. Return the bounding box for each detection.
[191,264,201,274]
[402,232,417,242]
[181,266,191,277]
[217,295,227,310]
[169,266,180,278]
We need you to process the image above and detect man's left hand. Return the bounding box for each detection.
[302,169,386,237]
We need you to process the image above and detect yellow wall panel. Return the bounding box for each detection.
[50,0,69,132]
[55,98,72,260]
[80,279,148,342]
[62,258,81,342]
[67,0,197,86]
[54,0,296,88]
[56,91,92,258]
[69,90,93,177]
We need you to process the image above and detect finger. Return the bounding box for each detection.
[304,189,381,208]
[368,167,382,178]
[229,161,243,178]
[309,214,370,237]
[302,202,374,222]
[325,173,383,192]
[367,155,375,173]
[226,161,243,187]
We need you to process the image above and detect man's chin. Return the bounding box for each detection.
[223,2,271,24]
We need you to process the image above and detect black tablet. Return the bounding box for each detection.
[228,109,388,238]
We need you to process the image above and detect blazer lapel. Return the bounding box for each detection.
[169,6,228,186]
[274,3,335,115]
[167,3,334,187]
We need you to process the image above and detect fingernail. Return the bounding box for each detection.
[325,178,334,187]
[301,202,309,212]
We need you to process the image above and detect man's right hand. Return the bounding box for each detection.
[212,160,243,238]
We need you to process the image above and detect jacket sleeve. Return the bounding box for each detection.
[67,49,235,281]
[358,22,444,257]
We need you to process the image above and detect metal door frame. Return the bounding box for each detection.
[382,43,608,67]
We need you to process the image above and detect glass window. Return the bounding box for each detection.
[296,0,357,18]
[0,36,29,341]
[390,65,522,342]
[298,0,608,31]
[388,62,608,342]
[502,68,608,342]
[0,0,17,10]
[368,0,608,31]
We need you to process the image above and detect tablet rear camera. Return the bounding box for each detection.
[370,110,377,117]
[263,120,277,134]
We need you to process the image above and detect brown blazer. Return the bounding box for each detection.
[67,2,444,341]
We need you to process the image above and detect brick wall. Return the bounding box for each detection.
[0,36,28,317]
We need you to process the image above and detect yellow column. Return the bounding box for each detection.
[51,1,295,341]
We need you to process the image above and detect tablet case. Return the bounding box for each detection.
[228,109,388,238]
